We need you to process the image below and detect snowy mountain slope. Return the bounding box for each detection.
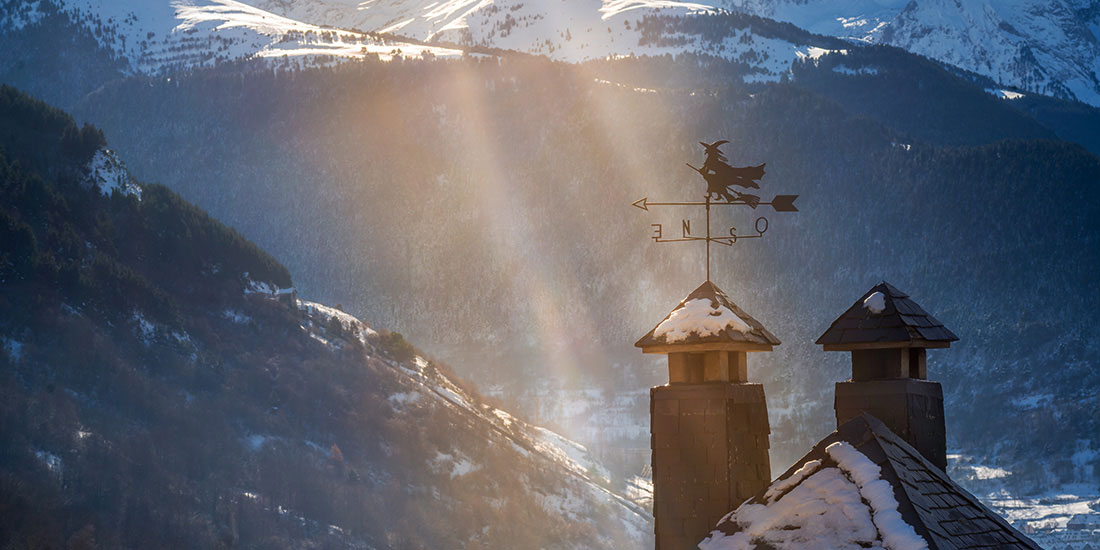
[725,0,908,41]
[240,0,1100,105]
[726,0,1100,106]
[0,0,463,75]
[246,0,714,43]
[19,0,1095,105]
[293,295,653,532]
[462,0,789,66]
[245,0,831,75]
[880,0,1100,106]
[244,0,495,40]
[0,85,651,549]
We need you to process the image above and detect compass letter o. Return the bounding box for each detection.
[755,217,769,235]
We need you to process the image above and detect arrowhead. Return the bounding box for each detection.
[770,195,799,212]
[632,197,648,211]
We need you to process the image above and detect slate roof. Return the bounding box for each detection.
[704,414,1041,550]
[635,280,780,349]
[816,282,958,349]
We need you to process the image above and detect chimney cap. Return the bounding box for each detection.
[636,280,780,353]
[816,282,958,351]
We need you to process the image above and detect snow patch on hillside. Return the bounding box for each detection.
[833,64,878,76]
[987,88,1026,100]
[0,0,48,30]
[433,451,482,478]
[84,149,141,199]
[599,0,715,19]
[1,338,24,362]
[132,311,156,345]
[35,450,63,473]
[796,46,847,62]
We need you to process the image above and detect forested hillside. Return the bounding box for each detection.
[0,86,648,550]
[67,53,1100,495]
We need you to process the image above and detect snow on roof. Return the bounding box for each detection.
[701,414,1042,550]
[653,298,752,343]
[701,441,927,550]
[864,291,886,314]
[636,281,780,349]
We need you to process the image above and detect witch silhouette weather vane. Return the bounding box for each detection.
[633,140,799,281]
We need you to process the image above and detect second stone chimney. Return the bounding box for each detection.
[816,282,958,470]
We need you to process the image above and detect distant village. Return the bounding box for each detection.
[1021,512,1100,549]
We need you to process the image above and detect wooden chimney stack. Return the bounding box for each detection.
[816,282,958,470]
[637,281,779,550]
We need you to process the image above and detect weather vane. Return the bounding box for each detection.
[633,140,799,281]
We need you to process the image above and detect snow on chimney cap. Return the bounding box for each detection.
[816,282,958,351]
[636,280,780,353]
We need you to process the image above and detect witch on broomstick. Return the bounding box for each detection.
[686,140,764,208]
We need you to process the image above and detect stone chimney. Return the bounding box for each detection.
[816,282,958,470]
[636,281,779,550]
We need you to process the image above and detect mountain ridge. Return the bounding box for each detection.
[241,0,1100,107]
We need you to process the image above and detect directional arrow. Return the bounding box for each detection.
[769,195,799,212]
[632,197,648,211]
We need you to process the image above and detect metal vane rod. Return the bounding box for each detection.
[632,195,799,212]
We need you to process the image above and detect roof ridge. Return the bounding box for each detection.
[705,414,1042,550]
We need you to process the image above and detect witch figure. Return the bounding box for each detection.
[686,140,764,208]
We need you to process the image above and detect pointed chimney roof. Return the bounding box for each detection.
[636,280,780,353]
[816,282,958,351]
